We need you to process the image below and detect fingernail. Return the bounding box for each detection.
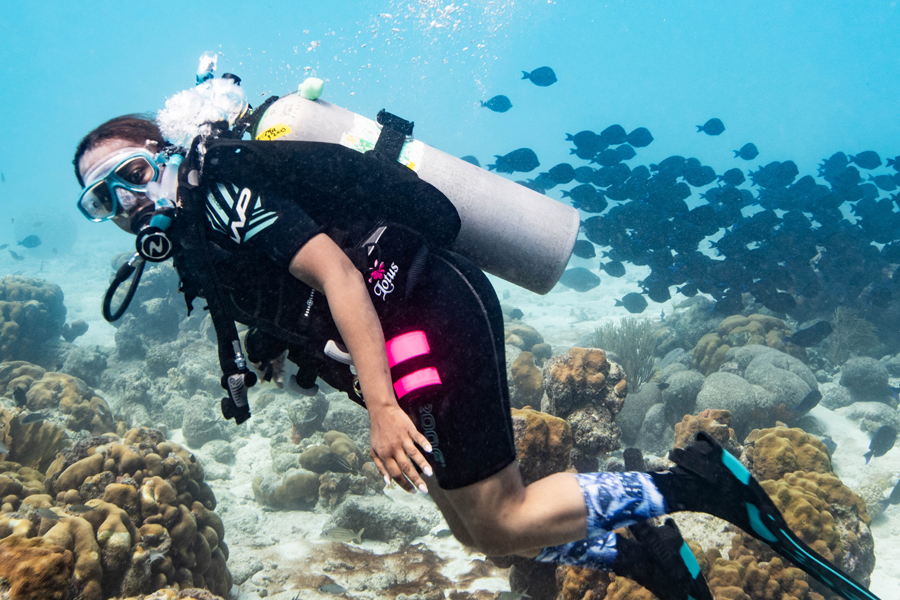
[383,475,391,487]
[424,466,434,477]
[410,486,418,494]
[425,444,433,453]
[418,483,429,495]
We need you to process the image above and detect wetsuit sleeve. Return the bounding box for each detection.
[203,180,324,269]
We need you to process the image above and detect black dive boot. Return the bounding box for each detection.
[614,518,713,600]
[652,432,882,600]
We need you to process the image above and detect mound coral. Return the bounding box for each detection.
[672,408,740,456]
[692,314,805,376]
[510,351,544,409]
[0,361,118,435]
[510,408,572,485]
[0,407,70,472]
[0,276,67,362]
[542,348,627,470]
[0,427,230,600]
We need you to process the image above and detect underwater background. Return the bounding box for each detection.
[0,1,899,599]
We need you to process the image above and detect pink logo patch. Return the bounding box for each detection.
[368,260,386,282]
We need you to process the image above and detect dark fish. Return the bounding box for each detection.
[601,261,626,278]
[558,267,601,292]
[887,156,899,171]
[849,151,881,170]
[19,413,46,425]
[787,321,832,347]
[864,425,897,464]
[0,244,8,250]
[13,386,27,407]
[488,148,539,174]
[820,437,837,457]
[434,529,454,538]
[682,165,717,187]
[614,144,636,162]
[677,282,698,297]
[573,166,595,184]
[572,240,596,259]
[615,292,648,314]
[868,174,897,192]
[17,235,41,248]
[481,95,512,112]
[460,155,480,167]
[656,382,670,391]
[734,143,759,160]
[599,125,628,145]
[36,508,61,520]
[592,148,621,168]
[319,583,347,595]
[521,66,557,86]
[888,479,900,505]
[761,291,796,313]
[566,130,600,150]
[793,389,822,413]
[623,447,644,471]
[67,504,94,514]
[697,118,725,136]
[626,127,653,148]
[563,184,607,213]
[8,249,24,261]
[547,163,576,184]
[719,168,745,187]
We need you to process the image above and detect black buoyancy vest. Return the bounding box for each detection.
[173,137,462,403]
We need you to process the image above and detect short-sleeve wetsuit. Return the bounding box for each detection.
[182,141,517,489]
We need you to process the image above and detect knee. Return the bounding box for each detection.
[466,519,523,556]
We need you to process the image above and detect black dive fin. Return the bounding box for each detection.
[670,432,883,600]
[629,519,713,600]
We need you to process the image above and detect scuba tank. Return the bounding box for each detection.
[251,89,579,295]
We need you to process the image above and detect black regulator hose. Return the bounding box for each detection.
[103,253,146,322]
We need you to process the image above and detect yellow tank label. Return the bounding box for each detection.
[256,124,292,141]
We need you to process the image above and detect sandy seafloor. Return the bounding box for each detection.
[14,232,899,599]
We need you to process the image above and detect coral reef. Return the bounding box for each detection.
[826,306,879,367]
[0,276,67,363]
[0,407,70,473]
[672,409,741,456]
[505,322,545,353]
[694,345,818,438]
[587,318,658,389]
[510,408,572,485]
[0,362,118,435]
[691,314,805,376]
[741,425,874,587]
[542,348,627,470]
[0,427,236,600]
[509,352,544,409]
[839,357,893,406]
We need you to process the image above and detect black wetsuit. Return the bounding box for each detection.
[179,139,516,489]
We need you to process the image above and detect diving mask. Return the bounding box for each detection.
[78,148,161,222]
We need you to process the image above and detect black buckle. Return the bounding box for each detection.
[371,109,415,164]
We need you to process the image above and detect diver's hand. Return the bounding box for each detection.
[368,403,433,494]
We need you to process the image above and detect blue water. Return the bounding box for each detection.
[2,1,898,251]
[1,1,899,596]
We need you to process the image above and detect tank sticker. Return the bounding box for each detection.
[340,115,424,172]
[256,124,293,141]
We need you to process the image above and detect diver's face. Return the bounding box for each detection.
[79,139,156,233]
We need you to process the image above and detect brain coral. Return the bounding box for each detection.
[0,427,231,600]
[0,276,67,362]
[691,314,806,376]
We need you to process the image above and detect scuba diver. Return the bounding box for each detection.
[72,69,882,600]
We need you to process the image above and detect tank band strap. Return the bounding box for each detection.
[371,109,415,164]
[394,367,442,399]
[386,331,431,368]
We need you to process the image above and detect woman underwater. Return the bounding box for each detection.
[73,109,881,600]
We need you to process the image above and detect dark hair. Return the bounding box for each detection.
[73,114,165,186]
